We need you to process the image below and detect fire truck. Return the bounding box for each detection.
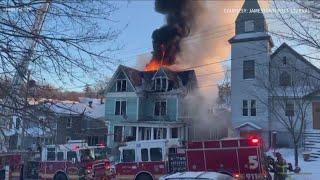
[38,140,112,180]
[114,137,271,180]
[0,153,23,180]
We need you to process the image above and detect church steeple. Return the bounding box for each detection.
[235,0,267,35]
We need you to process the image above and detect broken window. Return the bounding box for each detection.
[116,79,127,92]
[285,102,294,117]
[115,100,126,115]
[243,60,255,79]
[243,100,248,116]
[154,101,167,116]
[251,100,256,116]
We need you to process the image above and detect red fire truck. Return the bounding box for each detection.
[38,140,112,180]
[0,153,22,180]
[114,137,271,180]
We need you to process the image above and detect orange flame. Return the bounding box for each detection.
[145,58,169,71]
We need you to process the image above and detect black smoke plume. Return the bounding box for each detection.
[152,0,199,65]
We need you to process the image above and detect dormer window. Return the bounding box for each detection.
[155,77,168,92]
[116,79,127,92]
[245,20,254,32]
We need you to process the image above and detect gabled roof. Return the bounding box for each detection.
[235,122,262,131]
[107,65,197,92]
[271,43,320,74]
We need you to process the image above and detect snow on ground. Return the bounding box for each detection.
[268,149,320,180]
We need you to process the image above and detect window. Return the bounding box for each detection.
[155,77,168,91]
[124,126,136,142]
[245,20,254,32]
[150,148,162,161]
[15,118,20,129]
[243,60,255,79]
[67,151,77,161]
[115,100,126,115]
[141,148,149,162]
[57,152,64,160]
[251,100,256,116]
[282,56,287,65]
[243,100,248,116]
[171,128,178,138]
[154,101,167,116]
[116,79,127,92]
[114,126,123,142]
[66,136,71,142]
[279,72,291,87]
[140,127,151,140]
[66,118,72,128]
[153,128,167,139]
[122,149,135,162]
[87,136,99,146]
[285,102,294,116]
[47,148,55,161]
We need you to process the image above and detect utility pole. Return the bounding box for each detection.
[1,1,51,151]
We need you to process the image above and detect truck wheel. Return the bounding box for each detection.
[54,172,68,180]
[135,173,153,180]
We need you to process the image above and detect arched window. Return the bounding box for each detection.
[279,72,291,86]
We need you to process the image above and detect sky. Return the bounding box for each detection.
[60,0,319,92]
[57,1,163,91]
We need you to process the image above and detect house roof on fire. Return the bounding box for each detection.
[107,65,197,92]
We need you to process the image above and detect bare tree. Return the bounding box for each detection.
[271,0,320,58]
[217,70,231,109]
[0,0,121,150]
[254,57,320,167]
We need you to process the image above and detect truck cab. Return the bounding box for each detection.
[39,140,111,180]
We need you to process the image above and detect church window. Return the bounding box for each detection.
[279,72,291,87]
[245,20,255,32]
[242,100,248,116]
[250,100,256,116]
[282,56,287,65]
[285,101,294,117]
[243,60,255,79]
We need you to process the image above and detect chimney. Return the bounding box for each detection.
[88,101,93,108]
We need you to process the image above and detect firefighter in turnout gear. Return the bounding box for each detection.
[274,152,288,180]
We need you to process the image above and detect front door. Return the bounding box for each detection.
[312,102,320,129]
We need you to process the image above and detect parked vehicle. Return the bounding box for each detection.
[0,153,22,180]
[114,137,270,180]
[38,140,112,180]
[159,171,233,180]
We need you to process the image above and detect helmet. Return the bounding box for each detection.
[275,152,282,158]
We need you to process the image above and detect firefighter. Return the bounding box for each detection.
[274,152,288,180]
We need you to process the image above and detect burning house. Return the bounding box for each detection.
[105,65,197,152]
